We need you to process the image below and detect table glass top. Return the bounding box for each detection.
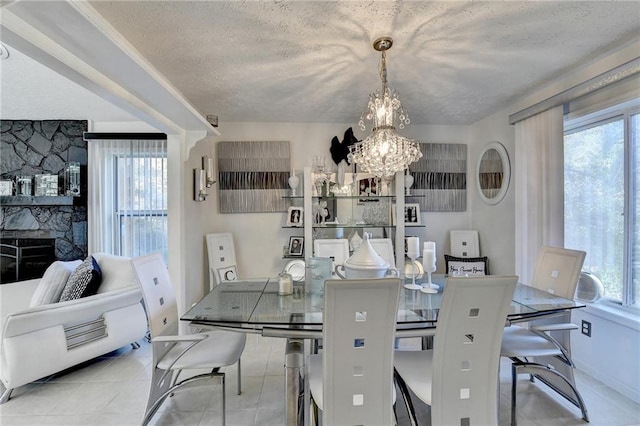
[182,276,584,331]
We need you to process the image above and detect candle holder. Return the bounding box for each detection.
[420,262,438,294]
[420,243,439,294]
[404,250,422,290]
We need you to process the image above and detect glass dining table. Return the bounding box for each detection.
[182,276,585,426]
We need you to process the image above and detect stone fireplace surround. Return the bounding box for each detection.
[0,120,88,269]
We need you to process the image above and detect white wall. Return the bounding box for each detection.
[468,108,516,275]
[183,121,480,302]
[572,306,640,403]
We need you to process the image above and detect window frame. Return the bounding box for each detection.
[564,100,639,309]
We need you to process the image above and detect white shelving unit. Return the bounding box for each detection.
[295,166,417,269]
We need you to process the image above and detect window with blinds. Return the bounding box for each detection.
[86,134,168,261]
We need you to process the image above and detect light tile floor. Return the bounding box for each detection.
[1,333,638,425]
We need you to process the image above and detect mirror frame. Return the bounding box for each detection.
[476,141,510,205]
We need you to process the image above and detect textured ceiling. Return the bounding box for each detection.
[89,1,640,125]
[4,1,639,126]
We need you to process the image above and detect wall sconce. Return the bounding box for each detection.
[203,156,215,187]
[194,168,208,202]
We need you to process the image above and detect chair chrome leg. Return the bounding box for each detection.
[142,371,226,426]
[237,358,242,395]
[512,360,590,424]
[0,385,13,404]
[131,341,141,349]
[394,369,418,426]
[221,373,226,426]
[511,363,518,426]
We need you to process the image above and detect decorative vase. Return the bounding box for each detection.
[404,173,414,195]
[288,175,300,196]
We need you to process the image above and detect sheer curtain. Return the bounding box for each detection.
[87,137,168,259]
[514,106,564,284]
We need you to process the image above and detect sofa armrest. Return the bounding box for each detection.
[2,287,144,339]
[0,279,41,313]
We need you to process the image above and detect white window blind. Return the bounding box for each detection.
[87,136,168,260]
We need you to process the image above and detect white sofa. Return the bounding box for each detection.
[0,253,148,403]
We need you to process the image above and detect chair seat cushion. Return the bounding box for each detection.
[394,349,434,406]
[158,329,246,370]
[500,326,562,358]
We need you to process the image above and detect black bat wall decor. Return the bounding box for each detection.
[330,127,359,165]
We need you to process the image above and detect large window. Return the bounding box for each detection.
[88,136,168,261]
[564,102,638,308]
[116,153,167,259]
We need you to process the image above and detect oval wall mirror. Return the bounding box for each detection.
[476,141,510,205]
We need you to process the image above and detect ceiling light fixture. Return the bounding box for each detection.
[348,37,422,179]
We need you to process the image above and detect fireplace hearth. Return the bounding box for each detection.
[0,238,56,283]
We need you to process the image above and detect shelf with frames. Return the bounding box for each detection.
[299,166,423,268]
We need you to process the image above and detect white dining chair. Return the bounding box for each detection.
[501,246,588,425]
[131,253,246,426]
[394,275,518,426]
[449,230,480,258]
[306,278,402,425]
[206,232,238,290]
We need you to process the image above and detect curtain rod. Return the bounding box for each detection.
[83,132,167,140]
[508,57,640,125]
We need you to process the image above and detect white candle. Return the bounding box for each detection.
[407,237,420,254]
[207,157,214,177]
[423,249,436,268]
[424,241,436,252]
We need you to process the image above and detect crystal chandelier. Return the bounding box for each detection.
[348,37,422,179]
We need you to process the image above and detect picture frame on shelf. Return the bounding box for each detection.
[313,198,337,224]
[357,174,380,203]
[288,236,304,257]
[392,203,421,225]
[286,206,303,227]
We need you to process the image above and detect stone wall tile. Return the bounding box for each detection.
[42,153,65,174]
[60,121,85,137]
[29,131,53,155]
[68,145,87,163]
[42,121,61,140]
[25,148,44,167]
[10,121,34,142]
[0,143,25,175]
[52,132,70,153]
[72,221,87,246]
[32,207,53,225]
[14,140,28,157]
[1,121,12,133]
[4,208,39,230]
[1,131,19,145]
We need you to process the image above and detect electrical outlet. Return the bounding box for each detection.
[581,320,591,337]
